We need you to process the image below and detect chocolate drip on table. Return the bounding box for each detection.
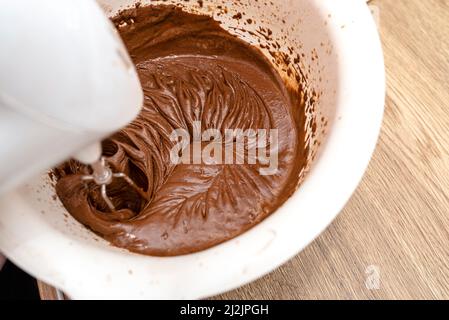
[54,5,307,256]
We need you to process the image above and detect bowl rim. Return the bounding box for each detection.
[0,0,385,299]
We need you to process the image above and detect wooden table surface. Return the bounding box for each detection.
[39,0,449,300]
[217,0,449,300]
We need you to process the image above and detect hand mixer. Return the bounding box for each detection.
[0,0,146,209]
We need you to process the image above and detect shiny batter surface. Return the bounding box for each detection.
[54,5,307,256]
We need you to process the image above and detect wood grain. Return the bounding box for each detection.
[39,0,449,300]
[37,281,65,300]
[215,0,449,300]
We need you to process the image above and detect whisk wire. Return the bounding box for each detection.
[81,157,147,212]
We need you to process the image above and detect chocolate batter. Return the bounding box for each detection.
[54,5,307,256]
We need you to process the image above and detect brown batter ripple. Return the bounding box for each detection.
[54,5,307,256]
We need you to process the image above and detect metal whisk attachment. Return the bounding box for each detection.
[81,157,147,212]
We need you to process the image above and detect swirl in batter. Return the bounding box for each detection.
[54,5,307,256]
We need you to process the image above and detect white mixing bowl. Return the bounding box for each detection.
[0,0,384,299]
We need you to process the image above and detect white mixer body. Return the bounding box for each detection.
[0,0,143,194]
